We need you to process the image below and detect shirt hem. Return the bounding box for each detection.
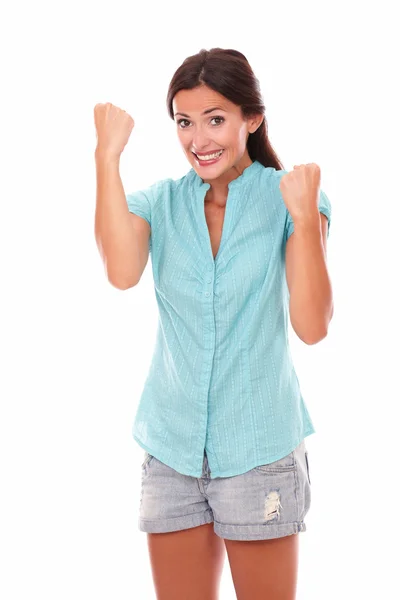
[209,429,316,478]
[133,433,204,477]
[133,428,315,479]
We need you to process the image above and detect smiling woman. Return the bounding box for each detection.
[95,46,333,600]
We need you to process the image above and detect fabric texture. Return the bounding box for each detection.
[125,160,332,478]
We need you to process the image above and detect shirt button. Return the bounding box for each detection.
[207,266,213,271]
[206,278,212,283]
[205,291,210,297]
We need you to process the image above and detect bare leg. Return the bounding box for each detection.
[147,522,226,600]
[224,533,299,600]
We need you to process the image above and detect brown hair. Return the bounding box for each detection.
[166,48,285,171]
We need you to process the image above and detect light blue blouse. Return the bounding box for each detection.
[126,160,331,478]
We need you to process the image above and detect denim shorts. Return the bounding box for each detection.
[138,439,311,541]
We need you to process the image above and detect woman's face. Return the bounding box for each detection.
[172,85,261,187]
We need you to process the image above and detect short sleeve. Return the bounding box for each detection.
[126,182,160,254]
[125,188,152,226]
[285,188,332,241]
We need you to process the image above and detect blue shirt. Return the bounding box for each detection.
[125,160,332,478]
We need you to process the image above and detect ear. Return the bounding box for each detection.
[248,114,264,134]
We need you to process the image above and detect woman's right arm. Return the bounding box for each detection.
[94,151,150,289]
[93,103,149,289]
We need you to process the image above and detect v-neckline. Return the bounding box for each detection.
[204,196,228,263]
[190,160,264,265]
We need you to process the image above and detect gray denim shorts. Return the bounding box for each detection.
[139,439,311,541]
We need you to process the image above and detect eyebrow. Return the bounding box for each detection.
[174,107,226,118]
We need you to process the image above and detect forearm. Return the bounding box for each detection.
[287,216,333,344]
[94,151,141,288]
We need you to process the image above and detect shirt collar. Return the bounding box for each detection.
[189,159,265,192]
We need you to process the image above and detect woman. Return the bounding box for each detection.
[94,47,333,600]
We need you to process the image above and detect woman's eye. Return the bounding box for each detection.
[177,116,225,129]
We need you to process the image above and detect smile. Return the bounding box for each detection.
[192,149,224,165]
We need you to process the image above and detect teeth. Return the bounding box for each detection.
[196,150,223,161]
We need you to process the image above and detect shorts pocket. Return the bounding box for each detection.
[254,450,296,473]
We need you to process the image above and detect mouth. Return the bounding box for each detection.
[192,149,224,164]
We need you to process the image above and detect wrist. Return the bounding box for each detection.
[292,211,321,230]
[95,148,121,165]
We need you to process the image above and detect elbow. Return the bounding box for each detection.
[291,306,333,346]
[114,281,138,290]
[108,274,139,290]
[299,325,329,345]
[302,331,328,345]
[105,264,140,290]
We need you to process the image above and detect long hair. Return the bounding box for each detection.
[166,48,285,171]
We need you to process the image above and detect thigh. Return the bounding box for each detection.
[147,522,226,600]
[224,532,299,600]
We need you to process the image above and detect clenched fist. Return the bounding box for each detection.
[279,163,321,224]
[94,102,135,159]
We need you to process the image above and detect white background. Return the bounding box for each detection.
[1,0,399,598]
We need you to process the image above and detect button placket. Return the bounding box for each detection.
[204,268,214,296]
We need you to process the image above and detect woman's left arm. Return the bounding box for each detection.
[281,164,334,345]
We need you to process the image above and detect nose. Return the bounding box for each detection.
[191,128,212,151]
